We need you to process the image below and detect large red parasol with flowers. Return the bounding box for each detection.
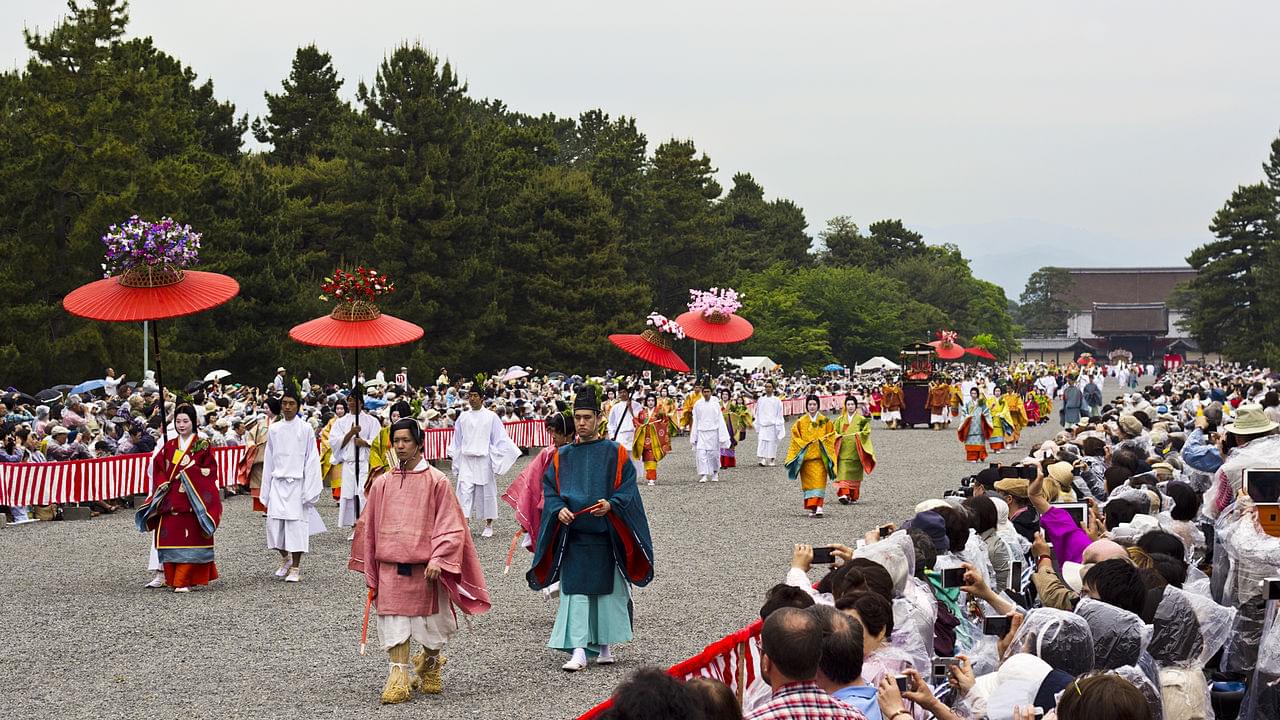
[928,330,965,361]
[289,267,422,513]
[609,313,690,372]
[63,216,239,445]
[675,287,754,344]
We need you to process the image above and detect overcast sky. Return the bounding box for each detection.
[4,1,1280,296]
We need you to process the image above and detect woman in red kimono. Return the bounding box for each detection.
[136,404,223,593]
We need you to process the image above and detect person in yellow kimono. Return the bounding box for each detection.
[632,395,672,486]
[679,390,699,434]
[987,386,1016,453]
[1036,391,1052,425]
[1005,391,1029,447]
[949,381,963,419]
[656,389,679,437]
[785,395,837,518]
[880,382,905,429]
[319,404,345,500]
[834,396,876,504]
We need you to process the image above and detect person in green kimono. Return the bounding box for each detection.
[527,385,654,672]
[834,396,876,504]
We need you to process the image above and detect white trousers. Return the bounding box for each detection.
[266,517,310,553]
[378,584,457,651]
[338,460,368,528]
[695,447,720,476]
[456,454,498,520]
[757,436,778,460]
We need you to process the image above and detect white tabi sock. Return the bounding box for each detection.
[571,648,588,664]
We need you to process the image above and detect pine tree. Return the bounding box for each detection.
[717,173,812,273]
[639,139,723,312]
[252,44,355,163]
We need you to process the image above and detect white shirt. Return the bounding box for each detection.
[449,407,519,478]
[330,412,381,465]
[607,400,642,444]
[261,416,322,521]
[104,376,121,396]
[691,396,730,450]
[754,395,784,427]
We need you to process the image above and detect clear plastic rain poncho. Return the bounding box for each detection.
[1076,597,1150,670]
[1207,433,1280,520]
[1150,585,1238,720]
[1240,598,1280,720]
[855,531,934,676]
[1001,607,1095,678]
[1213,497,1280,674]
[1113,664,1166,720]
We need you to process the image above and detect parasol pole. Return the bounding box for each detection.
[151,321,168,447]
[353,346,361,520]
[693,340,698,378]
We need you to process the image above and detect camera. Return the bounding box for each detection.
[931,656,960,680]
[983,615,1013,636]
[941,567,965,588]
[1266,577,1280,601]
[945,474,976,498]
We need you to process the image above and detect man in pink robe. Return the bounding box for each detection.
[351,419,491,704]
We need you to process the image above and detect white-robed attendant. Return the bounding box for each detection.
[261,389,325,582]
[690,383,730,483]
[606,386,643,476]
[448,385,519,537]
[753,381,786,466]
[331,393,381,531]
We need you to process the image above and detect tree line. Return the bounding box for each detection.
[0,0,1018,390]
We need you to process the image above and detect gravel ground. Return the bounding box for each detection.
[0,407,1066,720]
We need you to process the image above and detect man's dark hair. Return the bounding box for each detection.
[963,495,999,535]
[1136,530,1185,563]
[604,667,704,720]
[1104,466,1133,493]
[906,528,938,576]
[1083,558,1147,616]
[1166,481,1201,522]
[1111,447,1142,474]
[760,606,822,682]
[760,583,814,620]
[1081,436,1106,457]
[933,506,971,553]
[1147,553,1187,588]
[809,605,863,685]
[1104,498,1139,530]
[266,397,282,416]
[835,590,895,640]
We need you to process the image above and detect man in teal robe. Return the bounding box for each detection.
[527,385,654,672]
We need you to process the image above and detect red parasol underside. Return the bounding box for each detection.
[965,346,997,361]
[928,340,965,360]
[608,334,690,372]
[289,313,424,349]
[674,311,754,344]
[63,271,240,322]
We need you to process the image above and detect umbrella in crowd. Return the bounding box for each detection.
[50,384,75,393]
[34,389,63,402]
[69,379,106,396]
[822,363,845,372]
[204,369,231,382]
[4,391,39,406]
[63,216,240,444]
[609,312,690,373]
[965,346,997,361]
[501,365,530,382]
[289,266,423,515]
[184,379,209,394]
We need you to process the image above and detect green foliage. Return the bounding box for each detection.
[0,3,1022,388]
[1017,266,1073,337]
[1181,183,1280,363]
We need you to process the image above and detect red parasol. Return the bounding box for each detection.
[288,308,423,349]
[928,340,965,360]
[609,331,690,372]
[965,346,997,361]
[63,259,240,454]
[289,278,423,523]
[674,311,754,344]
[64,270,240,322]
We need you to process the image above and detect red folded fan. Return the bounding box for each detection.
[573,501,606,517]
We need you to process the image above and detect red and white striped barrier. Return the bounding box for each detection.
[578,619,765,719]
[744,394,846,417]
[0,421,551,506]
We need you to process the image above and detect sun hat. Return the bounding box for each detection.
[50,425,69,435]
[994,477,1030,498]
[1118,415,1144,437]
[1224,403,1279,435]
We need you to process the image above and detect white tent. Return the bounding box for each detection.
[856,356,901,372]
[725,356,779,373]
